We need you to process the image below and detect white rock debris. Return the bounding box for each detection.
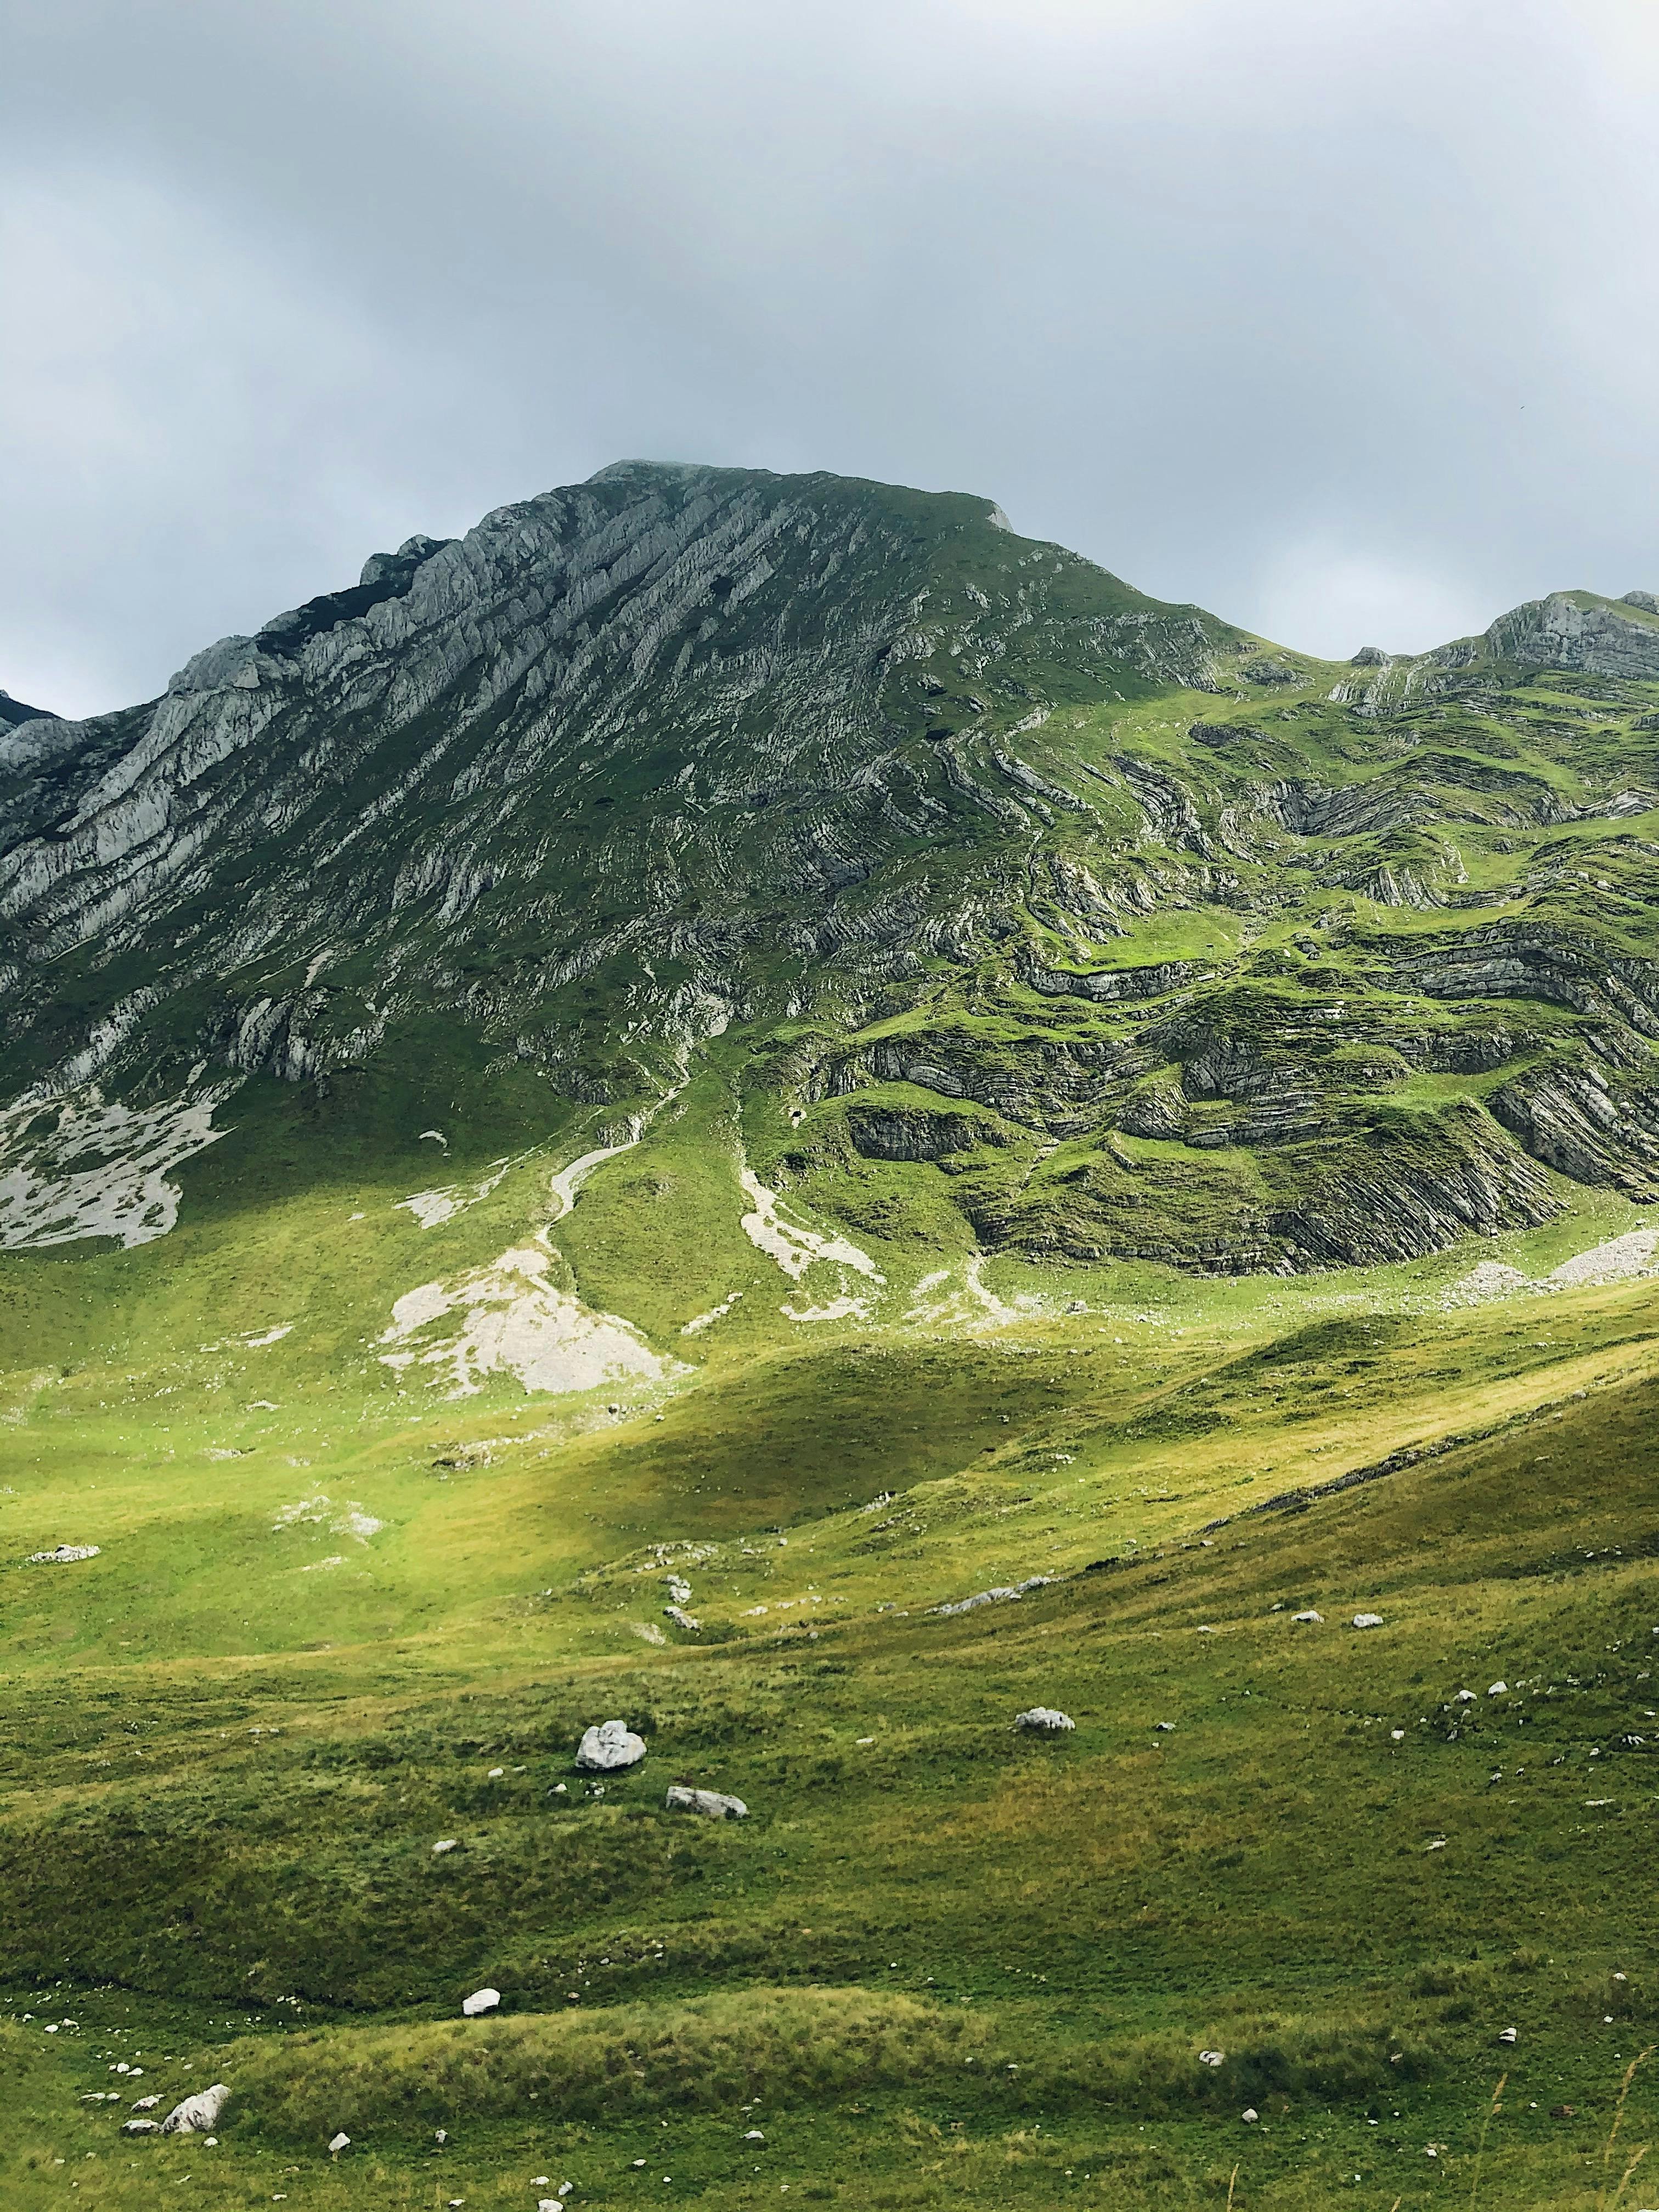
[379,1243,683,1398]
[1351,1612,1385,1629]
[0,1084,236,1250]
[933,1575,1053,1617]
[1014,1708,1075,1733]
[738,1167,883,1284]
[1291,1610,1323,1624]
[397,1156,512,1229]
[272,1496,382,1544]
[27,1544,100,1564]
[681,1291,743,1334]
[462,1988,500,2017]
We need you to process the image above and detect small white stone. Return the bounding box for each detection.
[1488,1681,1508,1697]
[1351,1613,1384,1629]
[1292,1610,1323,1624]
[1198,2050,1226,2067]
[329,2132,350,2154]
[1498,2028,1517,2045]
[745,2128,766,2141]
[461,1988,500,2016]
[1242,2107,1259,2123]
[432,1838,459,1854]
[1014,1707,1075,1734]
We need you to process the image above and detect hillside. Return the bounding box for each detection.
[3,467,1658,2211]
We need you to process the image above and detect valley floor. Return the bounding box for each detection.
[3,1093,1658,2211]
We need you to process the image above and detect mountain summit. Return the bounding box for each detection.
[3,462,1657,1276]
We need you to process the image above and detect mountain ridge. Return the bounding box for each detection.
[3,460,1658,1277]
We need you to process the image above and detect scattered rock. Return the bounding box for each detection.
[745,2128,766,2142]
[1292,1610,1323,1624]
[1014,1707,1075,1733]
[121,2118,160,2136]
[27,1545,100,1565]
[664,1604,701,1631]
[1199,2050,1226,2067]
[131,2096,160,2112]
[1154,1720,1177,1732]
[462,1988,501,2017]
[1488,1681,1508,1696]
[161,2085,230,2135]
[329,2132,351,2155]
[576,1719,646,1770]
[1498,2028,1517,2045]
[432,1837,460,1854]
[1351,1613,1384,1629]
[1242,2106,1260,2123]
[1456,1689,1477,1703]
[665,1784,748,1819]
[933,1576,1053,1618]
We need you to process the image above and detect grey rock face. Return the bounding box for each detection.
[665,1784,748,1818]
[1437,591,1659,681]
[575,1719,647,1770]
[847,1105,1009,1161]
[0,463,1235,1103]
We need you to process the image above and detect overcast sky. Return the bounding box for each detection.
[3,0,1657,720]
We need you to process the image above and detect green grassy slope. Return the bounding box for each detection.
[3,1066,1658,2211]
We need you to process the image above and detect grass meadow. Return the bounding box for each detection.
[3,1060,1658,2209]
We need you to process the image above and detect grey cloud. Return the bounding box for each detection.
[2,0,1657,717]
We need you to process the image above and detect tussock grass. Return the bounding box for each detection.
[217,1988,1438,2144]
[221,1985,984,2137]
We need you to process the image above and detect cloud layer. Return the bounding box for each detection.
[4,0,1657,717]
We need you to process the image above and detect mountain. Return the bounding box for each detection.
[4,461,1658,1278]
[5,464,1659,2208]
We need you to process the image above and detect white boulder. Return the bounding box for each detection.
[462,1987,500,2016]
[329,2132,351,2154]
[28,1544,100,1564]
[577,1719,647,1770]
[1199,2050,1226,2067]
[161,2084,230,2135]
[1014,1708,1075,1733]
[1351,1613,1384,1629]
[665,1784,748,1819]
[121,2118,160,2136]
[1292,1610,1323,1624]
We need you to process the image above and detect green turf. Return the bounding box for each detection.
[4,1076,1658,2210]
